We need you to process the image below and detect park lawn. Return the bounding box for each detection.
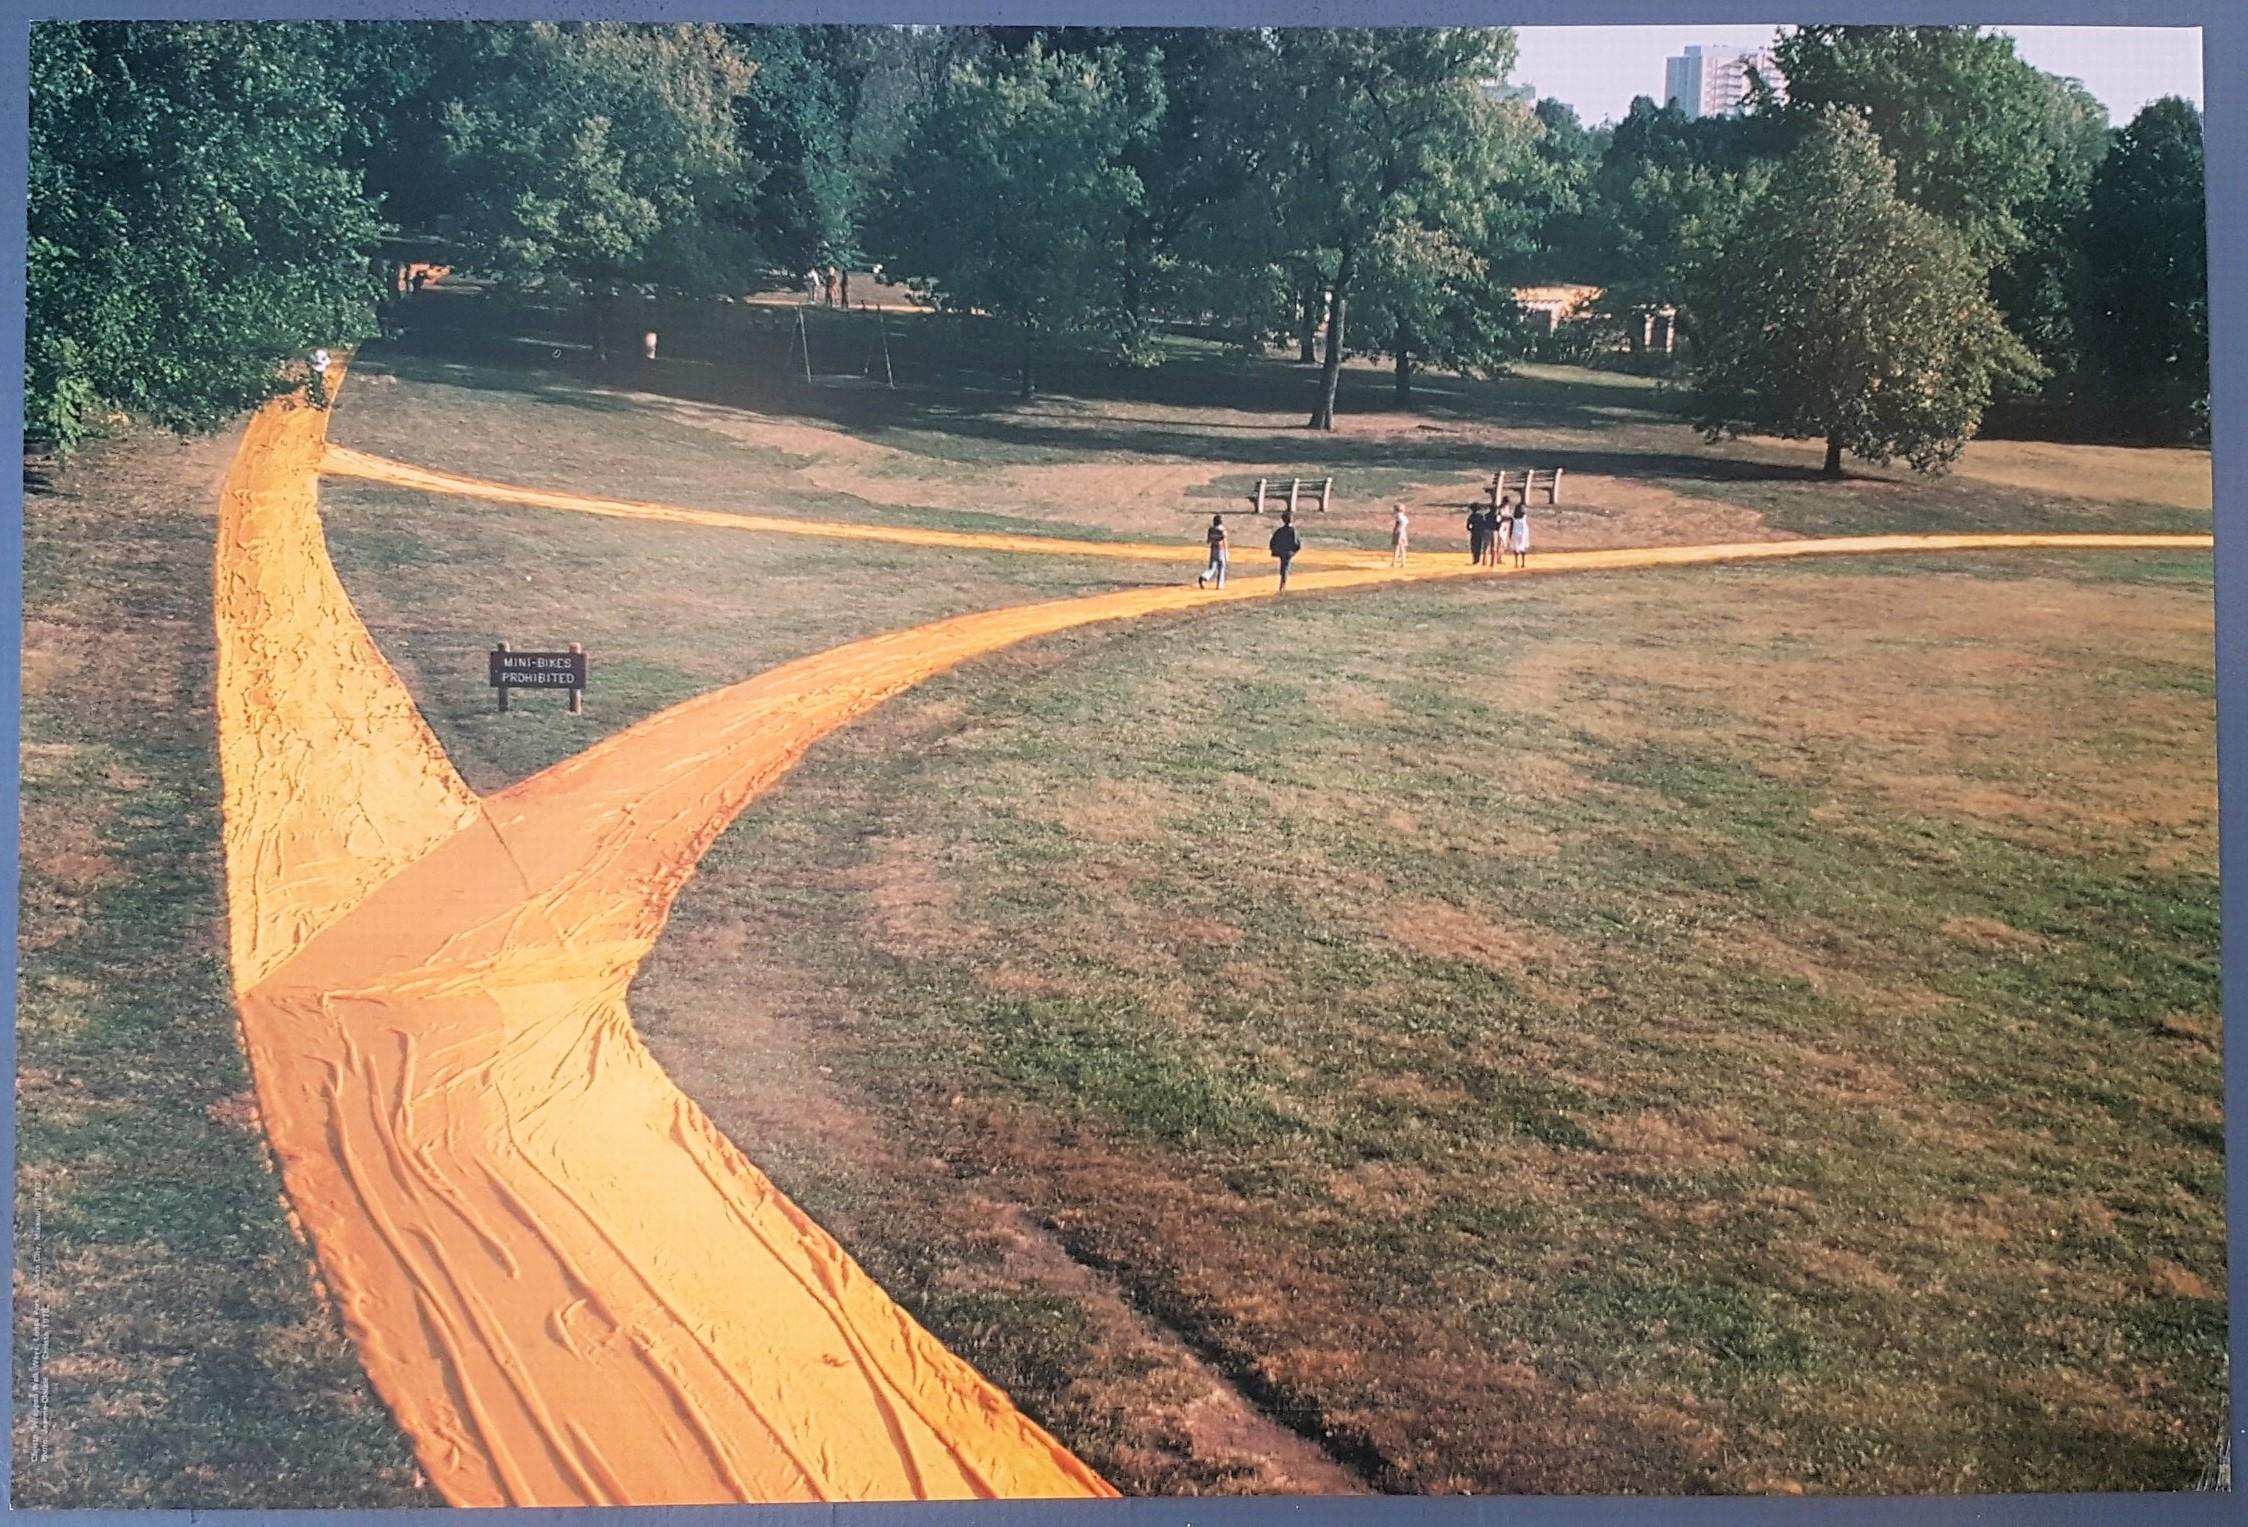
[15,430,431,1508]
[340,290,2206,558]
[320,479,1181,792]
[630,550,2222,1496]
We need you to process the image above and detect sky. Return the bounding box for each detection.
[1512,25,2205,127]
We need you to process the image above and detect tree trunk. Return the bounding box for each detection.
[1297,274,1318,364]
[1122,240,1145,341]
[1309,249,1355,431]
[1019,325,1036,399]
[1823,434,1844,477]
[592,298,610,365]
[1393,324,1414,408]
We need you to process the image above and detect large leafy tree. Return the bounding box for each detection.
[727,25,882,274]
[1766,26,2061,270]
[868,39,1153,397]
[1211,27,1528,429]
[1688,111,2036,477]
[435,23,757,357]
[2083,97,2208,441]
[28,22,382,449]
[1989,73,2111,387]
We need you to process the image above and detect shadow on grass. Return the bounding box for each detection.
[368,288,1835,494]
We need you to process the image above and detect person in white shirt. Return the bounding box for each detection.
[1391,502,1409,568]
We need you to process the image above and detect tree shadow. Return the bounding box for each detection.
[364,288,1829,494]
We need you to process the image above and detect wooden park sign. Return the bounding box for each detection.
[491,641,586,714]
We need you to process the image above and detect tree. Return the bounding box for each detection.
[1353,223,1533,404]
[868,40,1152,397]
[2084,98,2208,441]
[1766,26,2061,270]
[1687,111,2037,477]
[28,22,382,449]
[728,25,881,274]
[1209,28,1528,429]
[435,23,756,358]
[1989,73,2110,387]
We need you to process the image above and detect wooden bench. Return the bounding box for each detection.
[1490,467,1563,507]
[1252,476,1333,514]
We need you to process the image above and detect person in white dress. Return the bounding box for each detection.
[1391,503,1409,568]
[1509,499,1531,568]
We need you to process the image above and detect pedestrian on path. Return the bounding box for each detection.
[1197,513,1229,589]
[1391,502,1410,568]
[1467,501,1492,566]
[308,347,332,409]
[1508,497,1531,568]
[1270,509,1302,593]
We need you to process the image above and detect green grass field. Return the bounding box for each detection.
[15,430,432,1509]
[15,293,2222,1503]
[629,553,2221,1495]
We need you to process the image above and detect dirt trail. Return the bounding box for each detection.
[223,385,2210,1508]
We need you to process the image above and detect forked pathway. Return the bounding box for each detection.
[218,377,2212,1507]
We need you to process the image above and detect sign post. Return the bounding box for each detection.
[490,641,587,714]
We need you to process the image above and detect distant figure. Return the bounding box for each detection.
[1195,512,1231,584]
[1391,503,1409,568]
[409,269,429,295]
[1467,502,1492,566]
[308,348,332,409]
[803,267,822,303]
[840,269,853,308]
[1198,513,1229,590]
[1270,509,1302,592]
[643,330,659,362]
[1508,497,1531,568]
[826,264,842,309]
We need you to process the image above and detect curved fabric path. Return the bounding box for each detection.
[322,442,1393,567]
[221,380,2213,1508]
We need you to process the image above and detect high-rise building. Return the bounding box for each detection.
[1663,44,1774,119]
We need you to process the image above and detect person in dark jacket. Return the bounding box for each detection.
[1467,501,1491,565]
[1270,509,1302,592]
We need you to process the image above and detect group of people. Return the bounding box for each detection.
[1197,510,1304,592]
[1196,493,1530,591]
[1465,495,1532,569]
[803,264,850,308]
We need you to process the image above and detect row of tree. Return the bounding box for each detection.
[29,22,2210,468]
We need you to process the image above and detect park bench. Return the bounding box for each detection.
[1490,467,1563,507]
[1252,476,1333,515]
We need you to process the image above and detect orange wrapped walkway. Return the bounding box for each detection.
[216,377,2212,1507]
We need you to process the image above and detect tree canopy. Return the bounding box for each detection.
[435,23,756,350]
[1687,111,2037,476]
[29,22,382,447]
[867,39,1153,396]
[2084,97,2208,441]
[26,21,2214,454]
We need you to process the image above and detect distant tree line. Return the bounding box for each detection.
[30,21,2208,467]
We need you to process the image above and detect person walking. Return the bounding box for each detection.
[308,347,333,410]
[1467,501,1491,566]
[1391,502,1410,568]
[1270,508,1303,592]
[1197,514,1229,590]
[1508,496,1531,568]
